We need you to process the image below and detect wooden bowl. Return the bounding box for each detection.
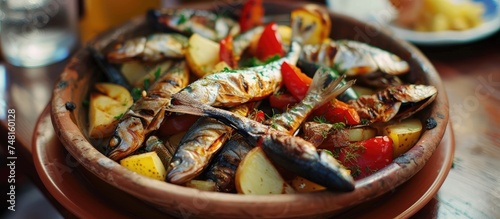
[50,1,449,218]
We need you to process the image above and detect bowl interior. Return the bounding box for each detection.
[50,1,449,218]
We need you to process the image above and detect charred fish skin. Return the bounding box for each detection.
[147,8,239,41]
[204,68,354,192]
[265,69,353,133]
[205,135,253,193]
[261,131,355,192]
[173,41,302,107]
[301,39,410,77]
[348,84,437,124]
[107,61,189,161]
[167,92,355,192]
[107,33,188,63]
[335,40,409,76]
[166,104,253,185]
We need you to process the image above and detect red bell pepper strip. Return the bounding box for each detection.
[269,92,300,111]
[239,0,264,32]
[337,136,393,179]
[313,99,361,125]
[157,114,200,136]
[219,35,237,68]
[253,110,265,123]
[281,62,312,100]
[256,22,284,61]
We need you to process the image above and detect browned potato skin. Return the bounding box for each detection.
[291,4,331,45]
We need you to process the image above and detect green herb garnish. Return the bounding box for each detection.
[131,87,143,101]
[114,113,123,120]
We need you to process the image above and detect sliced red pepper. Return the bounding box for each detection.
[281,62,312,100]
[157,114,200,136]
[313,99,361,125]
[219,35,237,68]
[253,110,265,123]
[239,0,264,32]
[269,92,300,111]
[337,136,393,179]
[256,22,284,61]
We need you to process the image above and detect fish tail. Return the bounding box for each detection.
[305,67,356,109]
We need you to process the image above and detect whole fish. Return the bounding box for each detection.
[171,13,316,107]
[348,84,437,124]
[172,41,302,107]
[107,33,188,63]
[167,86,356,192]
[302,39,410,76]
[166,103,254,184]
[107,61,189,161]
[147,8,240,42]
[206,68,355,192]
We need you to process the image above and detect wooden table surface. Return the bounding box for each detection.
[1,11,499,219]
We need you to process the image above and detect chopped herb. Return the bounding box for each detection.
[313,116,328,124]
[114,113,123,120]
[154,68,161,81]
[323,149,334,157]
[177,13,187,25]
[131,88,143,101]
[263,54,281,64]
[331,122,346,130]
[143,78,151,90]
[361,118,370,125]
[222,67,237,73]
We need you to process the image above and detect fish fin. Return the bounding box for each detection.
[167,92,208,116]
[305,67,356,109]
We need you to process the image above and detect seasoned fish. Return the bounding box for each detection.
[206,68,354,192]
[167,83,356,192]
[107,61,189,161]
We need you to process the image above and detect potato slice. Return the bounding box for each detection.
[383,118,423,158]
[88,83,133,138]
[236,147,295,194]
[346,127,377,142]
[291,176,326,193]
[120,151,166,180]
[291,4,331,45]
[185,33,220,78]
[120,62,149,84]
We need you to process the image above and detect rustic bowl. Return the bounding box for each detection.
[50,1,449,218]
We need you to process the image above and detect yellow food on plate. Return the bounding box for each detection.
[236,147,295,194]
[88,83,133,138]
[120,151,167,180]
[185,33,220,78]
[393,0,484,32]
[290,4,331,44]
[383,118,423,158]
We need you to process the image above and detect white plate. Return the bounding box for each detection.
[327,0,500,46]
[388,0,500,45]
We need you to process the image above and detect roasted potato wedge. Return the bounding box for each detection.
[185,33,220,78]
[120,151,167,180]
[383,118,423,158]
[88,83,133,138]
[236,147,295,194]
[291,4,331,45]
